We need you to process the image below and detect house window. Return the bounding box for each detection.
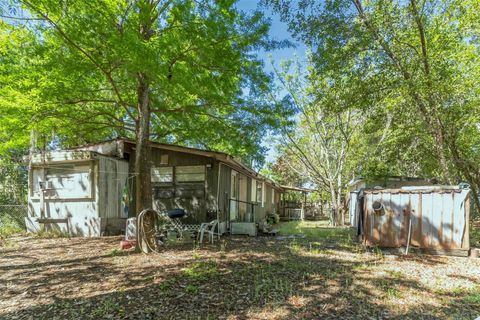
[32,163,93,199]
[176,165,205,182]
[272,189,275,204]
[31,167,43,195]
[151,167,173,183]
[256,181,263,207]
[231,171,238,198]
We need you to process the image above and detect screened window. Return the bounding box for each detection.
[176,165,205,182]
[231,171,238,197]
[151,167,173,183]
[256,180,263,206]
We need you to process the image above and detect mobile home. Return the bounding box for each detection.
[26,139,285,236]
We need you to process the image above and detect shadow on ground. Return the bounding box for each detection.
[0,236,479,320]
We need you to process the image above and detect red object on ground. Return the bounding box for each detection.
[120,239,136,250]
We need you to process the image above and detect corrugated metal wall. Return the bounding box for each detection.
[363,188,470,250]
[349,191,359,226]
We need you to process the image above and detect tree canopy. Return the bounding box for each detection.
[266,0,480,210]
[0,0,291,164]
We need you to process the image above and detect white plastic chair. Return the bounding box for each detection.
[198,219,219,244]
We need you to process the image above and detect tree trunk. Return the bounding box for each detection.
[135,73,152,214]
[337,173,344,226]
[135,72,154,252]
[431,119,453,184]
[134,0,157,253]
[328,181,338,226]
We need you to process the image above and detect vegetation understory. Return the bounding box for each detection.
[0,221,479,320]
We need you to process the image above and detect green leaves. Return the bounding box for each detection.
[269,0,480,186]
[0,0,289,165]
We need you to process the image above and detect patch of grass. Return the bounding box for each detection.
[192,251,201,260]
[277,221,353,245]
[390,271,404,280]
[353,262,371,272]
[462,292,480,305]
[373,246,384,259]
[106,248,126,257]
[90,297,123,318]
[219,240,227,258]
[436,286,480,306]
[185,284,198,294]
[252,273,294,304]
[35,228,70,239]
[386,287,401,298]
[158,280,172,291]
[434,287,464,296]
[183,259,218,282]
[0,225,25,238]
[307,247,323,255]
[0,238,18,249]
[287,240,303,254]
[375,278,402,299]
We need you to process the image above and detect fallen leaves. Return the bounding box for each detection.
[0,233,479,319]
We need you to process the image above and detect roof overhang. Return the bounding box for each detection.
[71,138,286,190]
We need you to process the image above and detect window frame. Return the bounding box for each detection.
[175,165,206,183]
[256,180,264,207]
[30,161,94,200]
[151,166,174,183]
[251,178,257,203]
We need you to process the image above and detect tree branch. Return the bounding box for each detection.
[21,0,135,120]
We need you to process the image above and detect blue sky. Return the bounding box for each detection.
[235,1,307,72]
[235,1,307,165]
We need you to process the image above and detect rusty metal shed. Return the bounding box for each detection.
[359,187,470,252]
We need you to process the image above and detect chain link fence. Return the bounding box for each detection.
[0,205,27,232]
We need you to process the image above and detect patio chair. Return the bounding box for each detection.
[197,219,220,244]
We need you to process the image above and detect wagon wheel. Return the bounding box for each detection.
[138,209,158,252]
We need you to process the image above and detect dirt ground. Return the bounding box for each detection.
[1,227,479,320]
